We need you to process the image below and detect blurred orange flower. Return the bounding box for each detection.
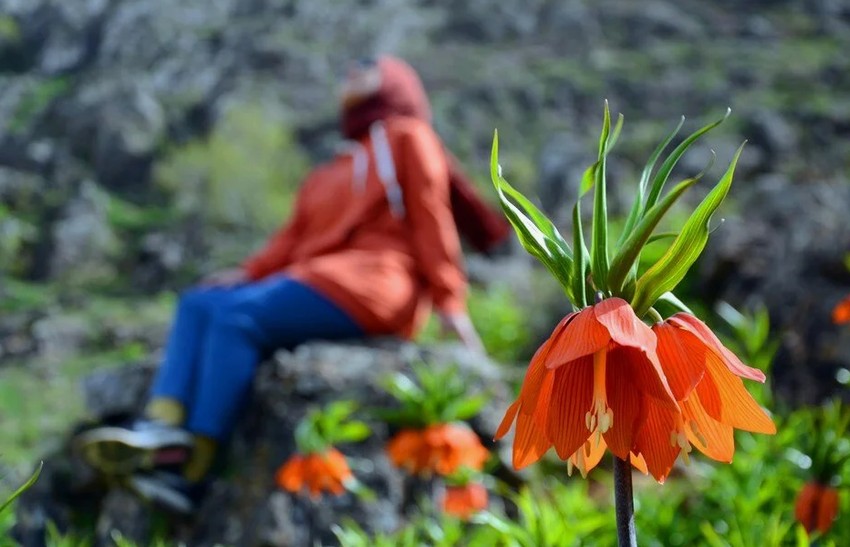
[495,298,678,475]
[636,314,775,481]
[387,422,489,476]
[795,482,839,535]
[441,482,488,519]
[832,296,850,324]
[275,448,353,499]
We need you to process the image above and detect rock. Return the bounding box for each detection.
[536,132,590,219]
[699,177,850,404]
[82,361,156,420]
[0,311,41,363]
[91,89,166,193]
[741,109,798,170]
[31,313,92,364]
[48,180,118,282]
[15,340,514,545]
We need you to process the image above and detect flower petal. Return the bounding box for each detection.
[547,355,594,459]
[609,346,677,409]
[276,455,305,492]
[832,296,850,324]
[683,390,734,463]
[653,322,706,401]
[670,313,766,382]
[634,401,680,483]
[705,352,776,434]
[495,400,520,440]
[513,406,551,469]
[602,363,646,460]
[513,371,555,469]
[817,487,839,534]
[594,298,658,355]
[545,309,610,369]
[630,452,648,475]
[795,483,821,533]
[519,341,555,414]
[567,437,608,478]
[694,365,723,422]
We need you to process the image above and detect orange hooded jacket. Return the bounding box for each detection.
[242,57,466,338]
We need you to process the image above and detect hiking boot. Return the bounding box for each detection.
[75,419,193,476]
[128,469,208,516]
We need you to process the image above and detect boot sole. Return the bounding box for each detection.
[75,427,193,476]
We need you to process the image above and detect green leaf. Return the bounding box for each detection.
[631,143,744,316]
[656,292,695,315]
[444,393,488,422]
[333,422,372,444]
[646,231,679,244]
[371,408,425,427]
[608,167,708,293]
[619,117,686,248]
[0,461,42,514]
[571,199,589,308]
[644,108,731,212]
[607,113,625,151]
[591,102,613,290]
[579,162,597,195]
[383,372,424,404]
[491,132,574,292]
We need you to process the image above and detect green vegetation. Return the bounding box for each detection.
[332,402,849,546]
[7,77,70,134]
[154,103,309,234]
[0,291,174,468]
[418,284,533,363]
[0,204,37,277]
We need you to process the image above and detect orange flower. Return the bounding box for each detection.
[495,298,678,477]
[441,482,488,519]
[387,422,489,476]
[795,482,840,535]
[833,296,850,324]
[275,448,353,499]
[635,313,775,481]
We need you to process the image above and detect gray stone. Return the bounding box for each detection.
[18,341,513,545]
[699,177,850,404]
[31,313,92,364]
[92,89,166,192]
[48,180,118,281]
[82,361,156,420]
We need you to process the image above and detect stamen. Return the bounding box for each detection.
[567,459,574,477]
[688,419,708,448]
[576,448,587,478]
[586,349,614,440]
[671,415,694,464]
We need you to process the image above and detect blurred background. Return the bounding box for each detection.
[1,0,849,543]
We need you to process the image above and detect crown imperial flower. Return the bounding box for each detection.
[490,104,774,490]
[276,448,354,499]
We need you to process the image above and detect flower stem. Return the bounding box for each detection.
[613,456,637,546]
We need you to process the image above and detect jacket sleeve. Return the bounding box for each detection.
[395,123,468,314]
[241,180,308,281]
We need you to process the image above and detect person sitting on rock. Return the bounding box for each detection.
[76,55,508,514]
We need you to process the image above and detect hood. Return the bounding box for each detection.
[341,55,432,139]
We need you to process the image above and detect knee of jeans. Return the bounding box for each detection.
[209,307,264,342]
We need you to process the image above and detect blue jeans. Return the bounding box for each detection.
[150,276,363,440]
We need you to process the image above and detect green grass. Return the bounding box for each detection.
[0,290,174,471]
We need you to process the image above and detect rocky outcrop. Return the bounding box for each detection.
[13,340,514,546]
[699,177,850,405]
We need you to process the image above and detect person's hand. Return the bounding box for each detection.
[436,311,485,354]
[201,267,248,287]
